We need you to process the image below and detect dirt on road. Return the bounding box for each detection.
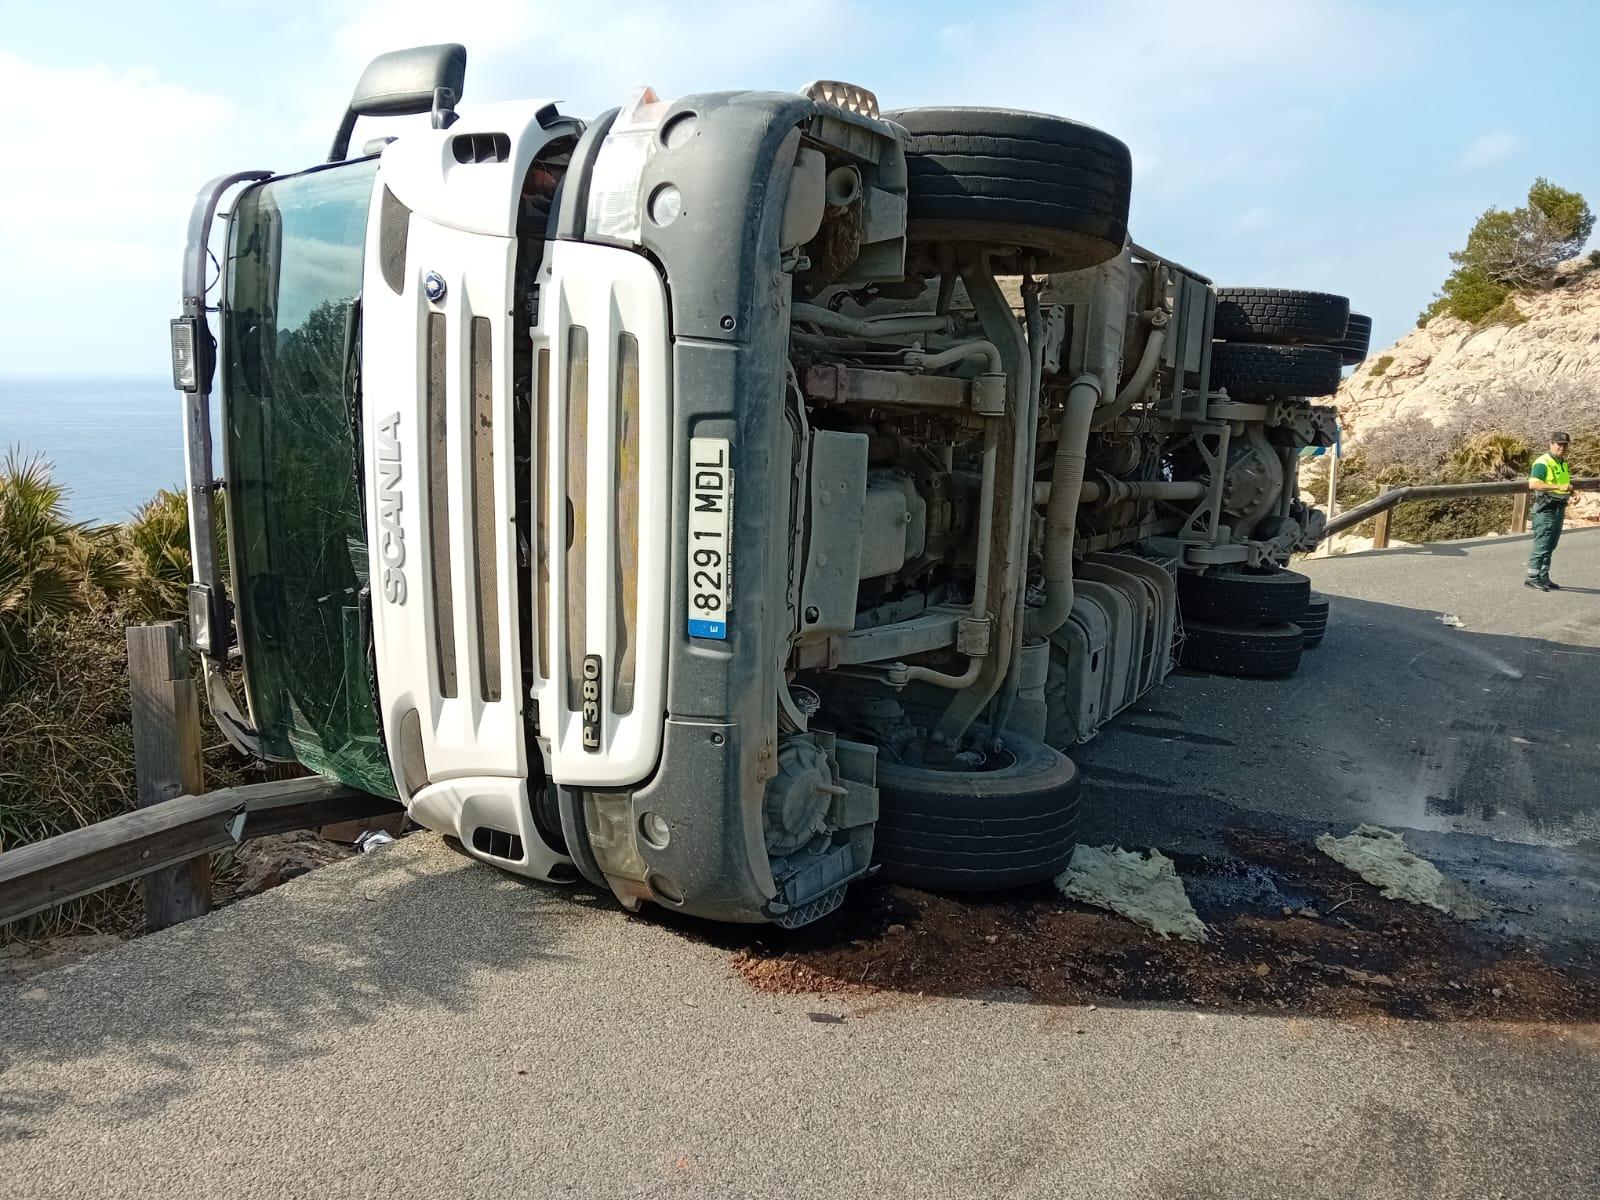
[724,833,1600,1023]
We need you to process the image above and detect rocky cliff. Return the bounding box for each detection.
[1308,259,1600,550]
[1335,259,1600,442]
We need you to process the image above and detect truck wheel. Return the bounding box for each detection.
[1209,342,1343,398]
[1212,287,1351,345]
[873,727,1080,892]
[1329,312,1372,365]
[1178,566,1311,623]
[1179,620,1304,677]
[885,107,1132,271]
[1295,591,1330,648]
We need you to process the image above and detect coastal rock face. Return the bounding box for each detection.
[1335,262,1600,441]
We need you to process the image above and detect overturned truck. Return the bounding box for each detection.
[172,45,1367,928]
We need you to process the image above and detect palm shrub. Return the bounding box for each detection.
[0,450,129,687]
[1392,431,1531,543]
[120,488,196,623]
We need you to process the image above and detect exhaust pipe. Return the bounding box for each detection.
[1024,372,1101,639]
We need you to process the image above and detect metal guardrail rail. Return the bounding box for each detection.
[0,777,402,927]
[1321,478,1598,549]
[0,621,401,930]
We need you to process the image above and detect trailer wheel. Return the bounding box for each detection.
[1329,312,1372,365]
[1178,566,1311,624]
[1209,342,1343,399]
[1212,287,1351,345]
[1295,591,1330,648]
[873,727,1080,892]
[885,106,1132,271]
[1179,620,1305,678]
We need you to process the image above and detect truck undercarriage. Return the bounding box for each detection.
[175,45,1363,929]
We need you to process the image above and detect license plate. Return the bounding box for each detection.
[686,437,732,639]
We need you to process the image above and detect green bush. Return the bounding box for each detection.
[1392,492,1512,543]
[1479,297,1527,327]
[1370,354,1395,377]
[1390,431,1530,543]
[1420,179,1594,326]
[1327,423,1552,545]
[1456,178,1594,289]
[1418,267,1510,326]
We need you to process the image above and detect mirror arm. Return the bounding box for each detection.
[431,86,459,130]
[328,110,359,163]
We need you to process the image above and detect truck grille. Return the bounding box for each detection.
[417,293,516,724]
[470,316,501,702]
[613,332,640,715]
[564,325,589,713]
[529,241,671,786]
[365,207,544,791]
[535,348,552,680]
[427,311,458,698]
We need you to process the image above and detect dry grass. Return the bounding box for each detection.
[0,605,262,942]
[1,453,259,943]
[1307,375,1600,542]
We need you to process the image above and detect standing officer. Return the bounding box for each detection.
[1525,431,1574,591]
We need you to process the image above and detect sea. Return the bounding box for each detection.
[0,376,196,524]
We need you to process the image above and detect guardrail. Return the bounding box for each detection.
[0,776,402,927]
[1321,478,1598,550]
[0,622,401,930]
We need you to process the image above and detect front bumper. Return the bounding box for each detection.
[541,90,899,923]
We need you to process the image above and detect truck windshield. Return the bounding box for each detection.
[222,160,396,797]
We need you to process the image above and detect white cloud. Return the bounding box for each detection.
[1457,130,1519,171]
[1,0,1419,374]
[0,55,233,226]
[324,0,882,117]
[0,52,236,375]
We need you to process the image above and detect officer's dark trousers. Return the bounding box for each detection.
[1527,502,1566,583]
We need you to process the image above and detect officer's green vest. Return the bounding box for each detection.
[1532,453,1571,488]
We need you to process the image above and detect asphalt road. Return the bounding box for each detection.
[5,531,1599,1199]
[1079,528,1600,953]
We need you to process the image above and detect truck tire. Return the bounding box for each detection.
[1329,312,1372,365]
[1296,591,1330,648]
[1179,620,1304,677]
[1212,287,1351,345]
[1210,342,1343,399]
[873,727,1080,892]
[885,107,1132,271]
[1178,566,1311,623]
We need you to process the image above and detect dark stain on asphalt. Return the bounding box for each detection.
[1114,724,1239,748]
[1083,765,1185,791]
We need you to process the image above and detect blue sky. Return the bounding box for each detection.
[1,0,1595,378]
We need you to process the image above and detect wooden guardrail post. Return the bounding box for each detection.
[1370,485,1393,549]
[126,622,210,930]
[1510,488,1530,534]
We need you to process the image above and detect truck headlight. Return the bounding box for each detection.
[170,317,200,392]
[586,86,668,244]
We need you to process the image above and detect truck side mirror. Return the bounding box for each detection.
[328,43,467,162]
